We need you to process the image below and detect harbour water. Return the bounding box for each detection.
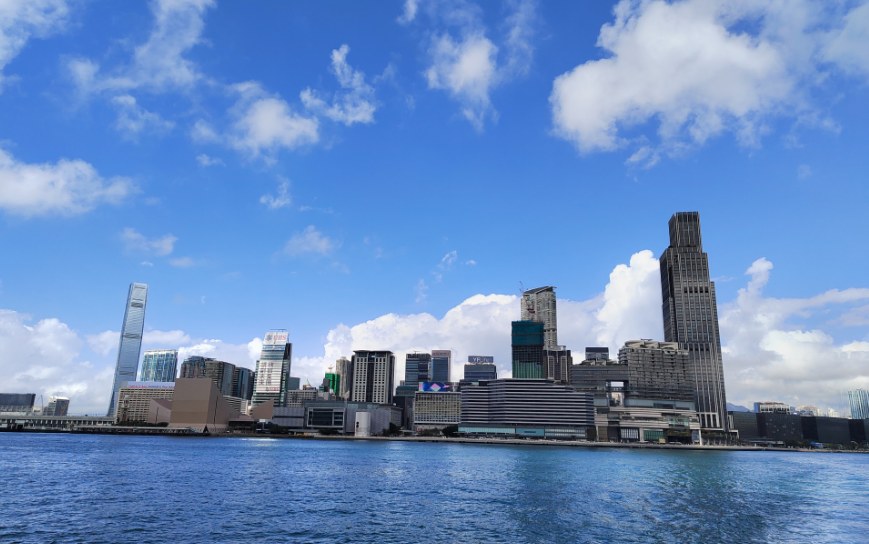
[1,433,867,543]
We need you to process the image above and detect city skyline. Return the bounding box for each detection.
[1,1,868,415]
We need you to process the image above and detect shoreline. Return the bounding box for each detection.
[4,427,867,454]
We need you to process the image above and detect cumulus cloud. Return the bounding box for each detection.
[550,1,869,163]
[593,250,662,349]
[228,83,319,158]
[111,94,174,138]
[283,225,337,257]
[120,227,177,256]
[0,147,134,217]
[0,0,69,91]
[68,0,214,94]
[260,178,292,209]
[416,0,537,130]
[301,44,377,126]
[0,309,110,416]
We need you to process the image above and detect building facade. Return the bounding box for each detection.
[44,397,70,416]
[0,393,36,413]
[335,357,353,400]
[511,321,545,379]
[414,390,461,431]
[660,212,728,432]
[232,366,254,400]
[107,282,148,418]
[618,340,694,402]
[431,350,451,383]
[544,347,571,383]
[252,330,292,406]
[849,389,869,419]
[350,350,395,405]
[521,286,558,350]
[115,381,174,424]
[463,356,497,382]
[139,349,178,383]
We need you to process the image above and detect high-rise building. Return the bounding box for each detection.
[618,340,694,402]
[335,357,353,400]
[660,212,728,432]
[252,330,292,406]
[404,352,432,384]
[521,286,558,350]
[463,356,497,381]
[180,356,207,378]
[203,359,236,397]
[350,350,395,405]
[544,347,571,383]
[511,321,545,379]
[849,389,869,419]
[232,366,254,400]
[107,282,148,418]
[431,350,451,383]
[139,349,178,382]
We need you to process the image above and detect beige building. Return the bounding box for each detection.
[168,378,236,433]
[115,382,175,424]
[413,391,461,432]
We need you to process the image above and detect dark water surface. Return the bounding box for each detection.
[1,434,867,543]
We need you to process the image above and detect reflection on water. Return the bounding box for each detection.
[1,434,867,543]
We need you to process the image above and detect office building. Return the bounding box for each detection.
[849,389,869,419]
[44,397,70,416]
[203,359,236,397]
[583,347,611,364]
[231,366,254,400]
[252,330,292,406]
[414,390,461,432]
[350,350,395,405]
[335,357,353,400]
[463,356,498,382]
[660,212,728,432]
[459,379,594,439]
[431,350,451,383]
[0,393,36,413]
[107,282,148,418]
[544,346,571,383]
[180,356,206,378]
[405,352,432,384]
[139,349,178,383]
[115,381,174,424]
[521,286,558,350]
[511,321,545,379]
[618,340,694,402]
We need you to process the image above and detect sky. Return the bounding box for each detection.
[1,0,868,416]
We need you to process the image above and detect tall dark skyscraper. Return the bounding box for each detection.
[107,282,148,418]
[660,212,728,432]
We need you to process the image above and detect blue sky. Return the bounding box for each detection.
[1,0,868,416]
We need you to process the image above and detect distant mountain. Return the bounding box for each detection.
[727,402,751,412]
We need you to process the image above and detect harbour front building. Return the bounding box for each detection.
[459,379,594,439]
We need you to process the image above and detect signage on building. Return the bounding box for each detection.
[263,330,289,346]
[468,355,494,363]
[418,382,452,392]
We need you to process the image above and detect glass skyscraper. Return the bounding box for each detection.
[139,349,178,383]
[107,282,148,417]
[252,330,292,406]
[431,350,451,383]
[659,212,728,432]
[849,389,869,419]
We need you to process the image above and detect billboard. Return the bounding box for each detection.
[467,355,494,363]
[418,382,452,392]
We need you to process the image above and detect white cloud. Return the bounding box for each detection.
[195,153,223,167]
[260,178,292,209]
[111,94,174,138]
[417,0,537,130]
[0,0,69,91]
[177,337,260,370]
[301,44,377,126]
[229,83,319,158]
[397,0,418,25]
[68,0,215,94]
[593,250,662,349]
[0,147,134,217]
[1,309,110,416]
[190,120,220,144]
[551,1,869,163]
[120,227,177,256]
[283,225,337,257]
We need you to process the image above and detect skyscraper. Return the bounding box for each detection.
[521,286,558,350]
[252,330,292,406]
[139,349,178,383]
[335,357,353,400]
[511,321,545,379]
[431,350,451,383]
[107,282,148,418]
[849,389,869,419]
[463,356,498,381]
[350,350,395,404]
[660,212,728,432]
